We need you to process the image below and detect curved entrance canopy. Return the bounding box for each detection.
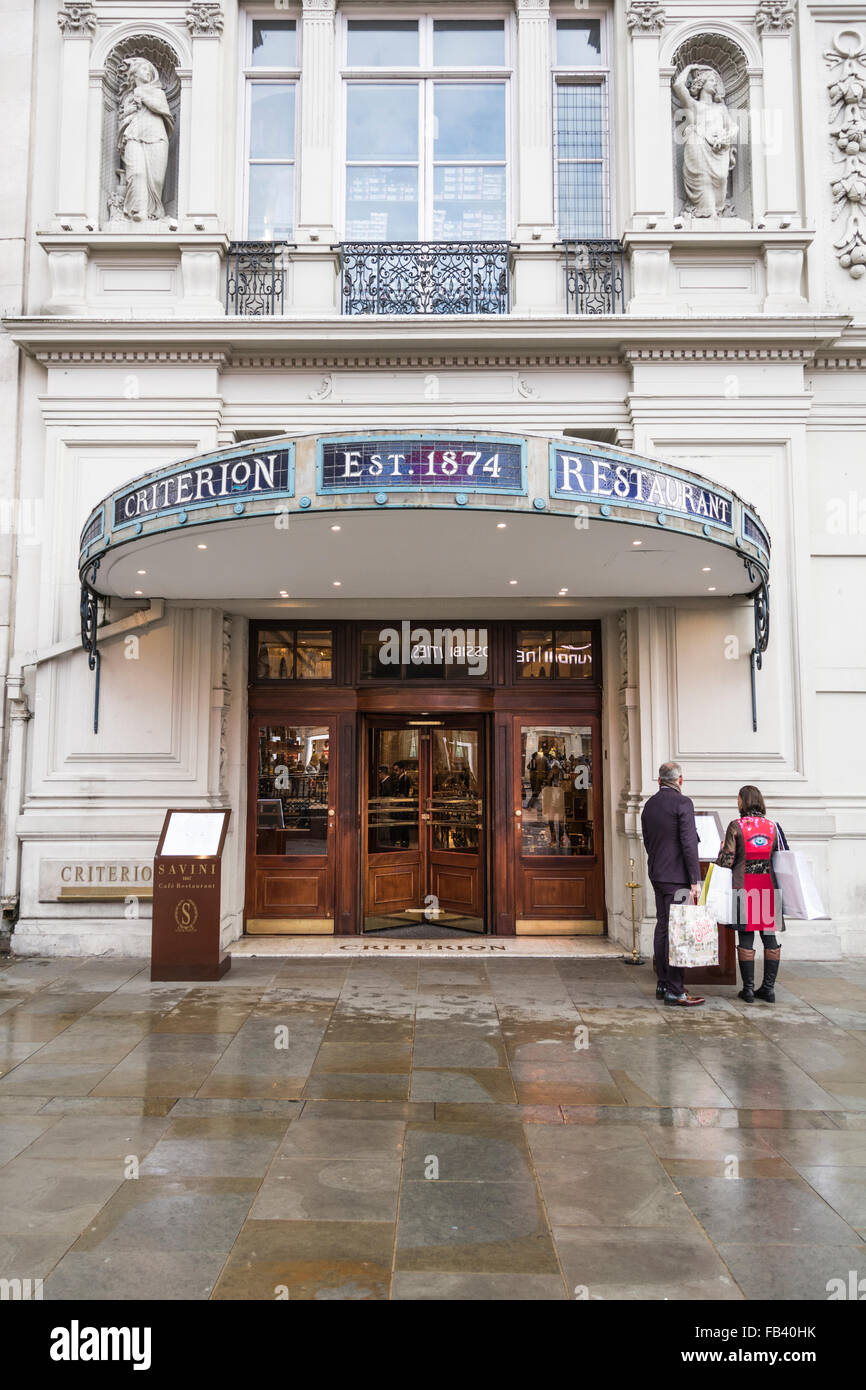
[79,431,770,605]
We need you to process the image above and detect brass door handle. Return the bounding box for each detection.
[515,808,522,818]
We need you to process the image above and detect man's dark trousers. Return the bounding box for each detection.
[652,882,689,995]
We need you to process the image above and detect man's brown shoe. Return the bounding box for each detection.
[663,991,705,1007]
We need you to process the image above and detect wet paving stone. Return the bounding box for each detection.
[212,1219,394,1300]
[2,952,866,1300]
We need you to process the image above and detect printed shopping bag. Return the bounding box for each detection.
[668,902,719,968]
[771,826,829,920]
[700,863,733,924]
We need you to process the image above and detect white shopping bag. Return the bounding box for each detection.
[700,863,733,924]
[771,827,828,920]
[668,902,719,968]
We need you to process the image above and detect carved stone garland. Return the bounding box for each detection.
[57,2,97,36]
[755,0,795,33]
[826,30,866,278]
[185,3,224,36]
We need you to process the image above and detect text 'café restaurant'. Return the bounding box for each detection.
[41,427,773,954]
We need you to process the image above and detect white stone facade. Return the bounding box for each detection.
[1,0,864,960]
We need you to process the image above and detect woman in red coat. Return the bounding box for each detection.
[717,785,786,1003]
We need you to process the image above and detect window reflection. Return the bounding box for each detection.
[257,726,330,856]
[251,21,297,68]
[431,728,480,852]
[368,729,419,852]
[254,629,332,681]
[521,725,594,856]
[516,628,593,680]
[556,20,602,67]
[347,20,419,67]
[433,21,505,68]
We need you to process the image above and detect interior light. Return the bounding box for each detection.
[134,590,143,596]
[632,540,642,546]
[708,586,717,592]
[137,569,146,575]
[702,566,711,572]
[509,579,518,585]
[497,522,507,529]
[333,580,342,587]
[197,543,207,550]
[331,524,341,532]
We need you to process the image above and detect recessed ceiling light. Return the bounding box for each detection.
[497,522,507,529]
[331,524,341,532]
[708,586,717,592]
[509,579,518,585]
[333,580,341,587]
[197,543,207,550]
[279,590,288,598]
[137,569,146,575]
[702,566,711,572]
[559,588,568,595]
[134,590,143,596]
[632,540,642,546]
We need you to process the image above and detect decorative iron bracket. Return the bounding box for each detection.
[745,558,770,733]
[80,558,101,734]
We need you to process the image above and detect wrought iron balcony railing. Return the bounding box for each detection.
[226,241,289,315]
[563,239,625,314]
[341,241,511,315]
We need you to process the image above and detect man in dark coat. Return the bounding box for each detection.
[640,761,705,1007]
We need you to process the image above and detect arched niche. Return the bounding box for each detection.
[671,32,752,224]
[100,34,181,229]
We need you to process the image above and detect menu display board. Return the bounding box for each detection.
[152,809,231,982]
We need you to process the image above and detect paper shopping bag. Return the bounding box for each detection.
[668,903,719,968]
[700,863,733,924]
[771,826,829,920]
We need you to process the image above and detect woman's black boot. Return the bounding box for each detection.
[737,948,756,1003]
[756,947,781,1003]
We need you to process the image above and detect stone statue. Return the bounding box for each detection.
[117,58,174,222]
[673,63,739,217]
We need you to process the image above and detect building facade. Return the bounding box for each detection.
[1,0,864,959]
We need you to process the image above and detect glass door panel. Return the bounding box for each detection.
[520,725,593,857]
[364,719,485,933]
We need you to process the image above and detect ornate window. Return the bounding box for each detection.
[342,14,511,240]
[552,12,611,237]
[242,17,299,239]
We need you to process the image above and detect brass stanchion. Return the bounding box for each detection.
[620,856,645,965]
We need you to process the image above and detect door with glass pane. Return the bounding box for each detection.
[364,718,485,932]
[512,716,604,932]
[247,718,335,932]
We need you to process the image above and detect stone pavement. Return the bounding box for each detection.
[1,954,864,1301]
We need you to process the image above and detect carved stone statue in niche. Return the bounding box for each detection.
[673,63,739,217]
[117,58,175,222]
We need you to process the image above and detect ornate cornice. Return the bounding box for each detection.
[755,1,796,34]
[301,0,337,14]
[233,352,625,370]
[185,2,224,37]
[626,1,666,36]
[35,349,230,365]
[57,1,97,37]
[624,346,814,362]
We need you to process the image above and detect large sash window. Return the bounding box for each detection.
[343,15,511,241]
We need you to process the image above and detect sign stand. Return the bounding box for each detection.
[151,809,231,982]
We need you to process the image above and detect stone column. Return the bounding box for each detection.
[511,0,561,312]
[626,1,671,229]
[297,0,337,240]
[185,3,224,229]
[292,0,339,313]
[55,1,98,227]
[755,0,799,227]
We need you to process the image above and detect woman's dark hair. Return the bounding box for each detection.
[738,784,766,816]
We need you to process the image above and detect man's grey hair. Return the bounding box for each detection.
[658,761,682,785]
